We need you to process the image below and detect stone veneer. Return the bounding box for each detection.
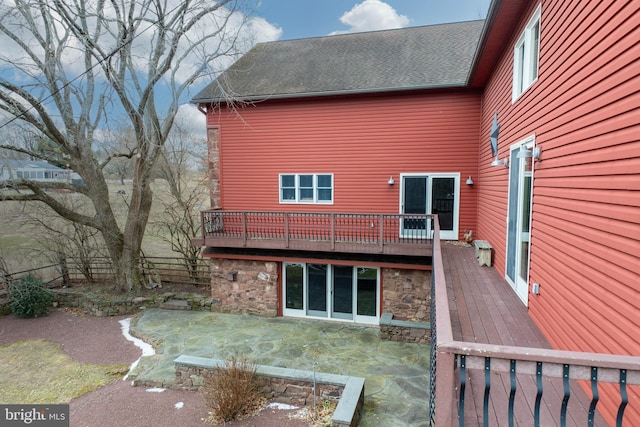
[174,355,364,427]
[209,258,279,316]
[381,268,431,321]
[208,259,431,324]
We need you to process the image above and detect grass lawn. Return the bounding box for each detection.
[0,339,128,404]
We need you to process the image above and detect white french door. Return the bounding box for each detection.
[505,138,535,305]
[400,173,460,240]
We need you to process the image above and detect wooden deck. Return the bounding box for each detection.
[441,242,606,426]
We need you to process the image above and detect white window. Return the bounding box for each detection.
[279,174,333,204]
[513,5,541,101]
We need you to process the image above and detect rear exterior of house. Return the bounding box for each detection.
[473,0,640,424]
[193,22,484,325]
[194,1,640,424]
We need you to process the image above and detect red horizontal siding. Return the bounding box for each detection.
[478,0,640,424]
[209,91,481,239]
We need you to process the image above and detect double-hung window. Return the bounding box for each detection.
[513,5,541,101]
[280,173,333,204]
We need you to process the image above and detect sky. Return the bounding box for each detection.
[252,0,492,41]
[0,0,493,144]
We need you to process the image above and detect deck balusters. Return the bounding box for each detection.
[459,355,467,427]
[588,367,599,427]
[560,364,570,427]
[616,369,628,427]
[483,357,491,427]
[428,268,437,426]
[508,360,517,427]
[534,361,543,426]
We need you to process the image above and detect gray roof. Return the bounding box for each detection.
[192,20,485,103]
[0,159,64,170]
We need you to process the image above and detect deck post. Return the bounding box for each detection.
[434,350,456,426]
[379,214,384,253]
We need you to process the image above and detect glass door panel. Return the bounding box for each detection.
[284,263,304,312]
[518,174,532,282]
[432,178,455,231]
[356,267,377,317]
[401,176,428,237]
[332,266,353,320]
[506,141,534,306]
[307,264,327,317]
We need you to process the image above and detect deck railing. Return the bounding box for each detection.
[429,220,640,426]
[200,209,433,256]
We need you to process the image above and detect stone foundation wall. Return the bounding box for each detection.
[379,313,430,344]
[382,268,431,321]
[173,355,364,427]
[209,259,278,316]
[51,289,213,317]
[175,364,341,406]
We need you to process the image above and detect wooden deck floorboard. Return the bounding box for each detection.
[441,243,606,426]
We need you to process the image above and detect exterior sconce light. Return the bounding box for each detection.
[491,157,509,167]
[388,176,395,185]
[466,176,474,185]
[518,146,542,161]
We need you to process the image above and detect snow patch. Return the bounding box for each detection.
[119,317,156,380]
[267,402,299,411]
[175,402,184,409]
[146,388,165,393]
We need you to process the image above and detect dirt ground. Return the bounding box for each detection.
[0,308,313,427]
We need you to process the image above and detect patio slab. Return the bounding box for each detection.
[129,309,429,426]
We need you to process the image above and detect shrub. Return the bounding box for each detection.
[9,274,53,318]
[201,356,262,423]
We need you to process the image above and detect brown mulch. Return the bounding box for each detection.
[0,308,311,427]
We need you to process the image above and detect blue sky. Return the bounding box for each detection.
[254,0,492,40]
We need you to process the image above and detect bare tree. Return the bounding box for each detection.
[0,0,253,290]
[152,119,208,283]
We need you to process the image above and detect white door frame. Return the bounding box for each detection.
[400,173,460,240]
[505,136,535,305]
[282,263,380,325]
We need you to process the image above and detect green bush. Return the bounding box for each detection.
[201,356,262,423]
[9,274,53,318]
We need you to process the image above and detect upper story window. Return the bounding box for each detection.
[513,5,541,102]
[280,173,333,204]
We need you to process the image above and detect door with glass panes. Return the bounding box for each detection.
[400,174,459,240]
[283,263,379,324]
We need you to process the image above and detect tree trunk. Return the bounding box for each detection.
[118,158,154,292]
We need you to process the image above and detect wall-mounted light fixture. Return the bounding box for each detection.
[518,146,541,161]
[387,176,395,185]
[491,157,509,167]
[466,176,474,185]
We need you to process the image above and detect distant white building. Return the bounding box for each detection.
[0,159,82,185]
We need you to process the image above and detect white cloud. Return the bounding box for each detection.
[330,0,410,35]
[175,103,207,140]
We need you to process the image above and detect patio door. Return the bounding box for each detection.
[401,174,459,240]
[506,138,534,305]
[282,263,379,324]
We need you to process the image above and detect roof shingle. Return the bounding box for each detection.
[192,20,485,103]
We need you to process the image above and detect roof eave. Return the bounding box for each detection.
[466,0,530,88]
[192,82,470,105]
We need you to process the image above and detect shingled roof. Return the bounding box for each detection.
[192,20,485,103]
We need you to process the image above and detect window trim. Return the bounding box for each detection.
[512,5,541,102]
[279,173,334,204]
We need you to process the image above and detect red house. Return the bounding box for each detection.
[193,0,640,425]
